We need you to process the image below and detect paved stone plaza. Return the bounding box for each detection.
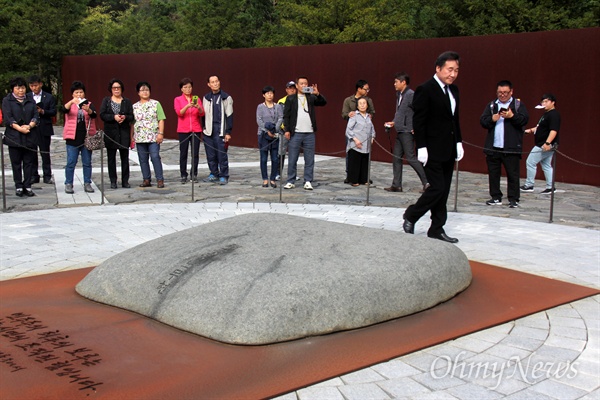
[1,128,599,399]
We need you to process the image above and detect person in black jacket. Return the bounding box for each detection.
[402,51,464,243]
[27,76,57,184]
[480,80,529,208]
[100,79,134,188]
[2,77,39,197]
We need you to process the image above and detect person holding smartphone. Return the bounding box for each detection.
[174,77,204,184]
[479,80,529,208]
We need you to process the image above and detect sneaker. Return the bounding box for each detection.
[485,199,502,206]
[520,185,534,192]
[541,188,556,194]
[283,182,295,189]
[65,184,74,194]
[203,174,218,183]
[219,177,228,185]
[84,183,95,193]
[181,176,188,184]
[191,175,198,183]
[509,201,520,208]
[304,181,313,190]
[275,175,280,181]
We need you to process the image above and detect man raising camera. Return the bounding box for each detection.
[282,76,327,191]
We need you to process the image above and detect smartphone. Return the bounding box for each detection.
[498,107,508,113]
[301,87,314,94]
[78,99,89,108]
[192,95,199,104]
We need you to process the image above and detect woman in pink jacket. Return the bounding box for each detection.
[174,78,204,184]
[62,81,97,194]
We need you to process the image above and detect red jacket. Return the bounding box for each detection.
[174,94,204,133]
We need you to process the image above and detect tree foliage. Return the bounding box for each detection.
[1,0,598,96]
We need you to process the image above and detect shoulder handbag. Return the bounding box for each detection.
[84,118,104,151]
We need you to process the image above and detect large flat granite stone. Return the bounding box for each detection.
[76,213,472,345]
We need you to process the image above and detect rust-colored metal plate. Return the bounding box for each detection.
[1,262,598,399]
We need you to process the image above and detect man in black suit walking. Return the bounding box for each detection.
[402,51,464,243]
[28,76,57,184]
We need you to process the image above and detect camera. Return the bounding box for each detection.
[78,99,89,108]
[301,87,313,94]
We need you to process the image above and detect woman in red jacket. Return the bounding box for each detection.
[174,77,204,184]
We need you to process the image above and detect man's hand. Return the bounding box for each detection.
[417,147,428,166]
[456,142,464,161]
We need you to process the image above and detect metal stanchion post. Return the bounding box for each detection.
[191,134,195,202]
[548,148,557,223]
[279,135,285,203]
[100,131,105,205]
[366,135,372,206]
[453,160,459,212]
[1,133,6,211]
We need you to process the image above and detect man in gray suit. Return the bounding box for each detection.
[384,72,428,193]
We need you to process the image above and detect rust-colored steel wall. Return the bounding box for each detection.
[62,28,599,186]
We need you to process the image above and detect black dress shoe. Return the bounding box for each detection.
[110,182,118,189]
[428,233,459,244]
[43,177,54,184]
[32,176,40,184]
[24,189,36,197]
[402,219,414,234]
[122,182,131,188]
[384,186,402,192]
[15,189,24,197]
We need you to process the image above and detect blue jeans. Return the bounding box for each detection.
[525,146,554,189]
[65,144,92,184]
[287,132,315,184]
[258,135,279,181]
[203,134,229,178]
[137,142,163,181]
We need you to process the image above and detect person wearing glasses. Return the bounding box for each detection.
[100,79,134,189]
[480,80,529,208]
[341,79,375,184]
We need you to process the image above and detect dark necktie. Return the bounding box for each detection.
[444,85,453,114]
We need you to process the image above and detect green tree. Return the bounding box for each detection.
[0,0,88,95]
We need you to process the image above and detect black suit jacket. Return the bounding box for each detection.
[99,96,134,149]
[283,93,327,135]
[413,78,462,162]
[26,91,57,137]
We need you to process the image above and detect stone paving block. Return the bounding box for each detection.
[296,386,344,400]
[531,345,581,364]
[339,368,386,384]
[560,370,600,392]
[376,377,431,397]
[450,336,496,353]
[370,360,421,379]
[484,343,532,361]
[530,378,588,399]
[499,335,544,352]
[338,383,391,400]
[504,388,557,399]
[411,391,459,399]
[549,316,587,330]
[546,305,580,318]
[311,377,345,387]
[545,334,586,351]
[400,351,445,373]
[510,325,549,341]
[447,382,504,399]
[412,370,467,391]
[550,325,588,341]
